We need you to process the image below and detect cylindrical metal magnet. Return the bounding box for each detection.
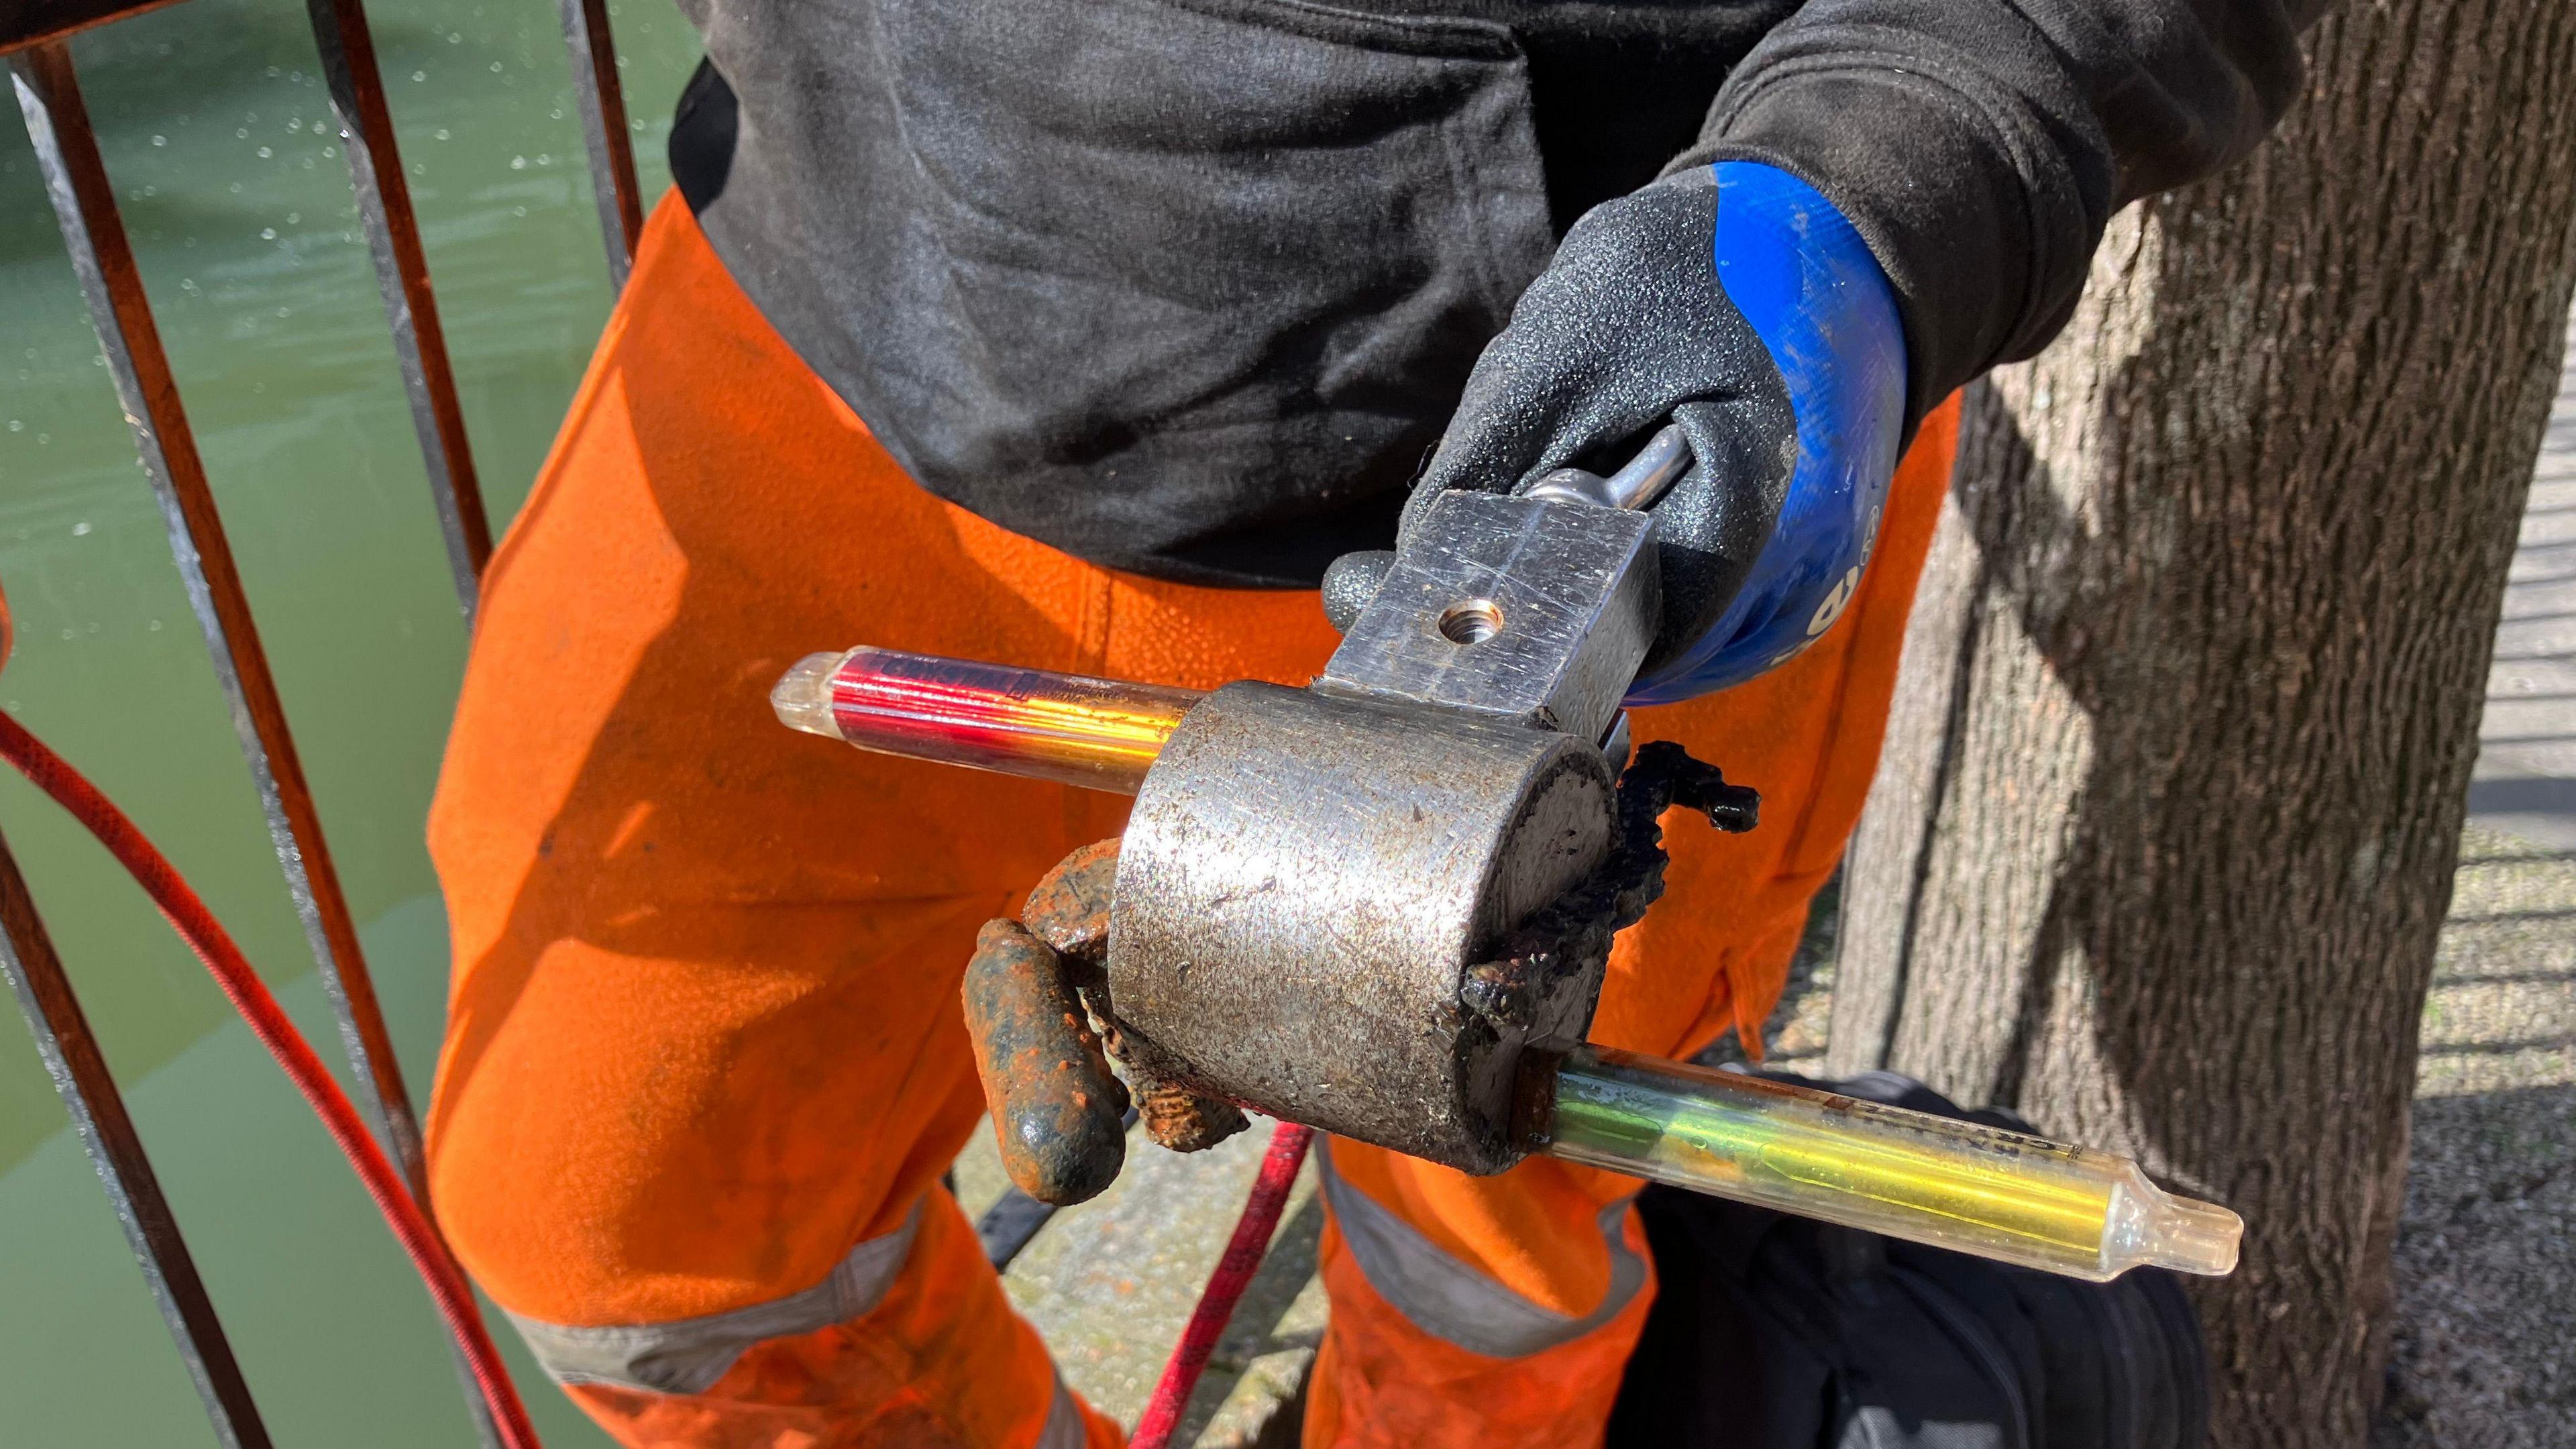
[1108,682,1616,1173]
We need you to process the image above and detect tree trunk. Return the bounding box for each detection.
[1826,3,2576,1445]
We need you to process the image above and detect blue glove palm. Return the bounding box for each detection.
[1393,162,1907,703]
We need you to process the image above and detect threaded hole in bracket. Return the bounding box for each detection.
[1439,599,1505,645]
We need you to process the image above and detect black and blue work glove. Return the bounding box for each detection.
[1351,162,1909,702]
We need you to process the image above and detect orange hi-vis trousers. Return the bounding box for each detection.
[427,194,1959,1448]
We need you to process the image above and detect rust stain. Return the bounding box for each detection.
[1136,1078,1248,1153]
[963,917,1128,1204]
[1022,836,1120,963]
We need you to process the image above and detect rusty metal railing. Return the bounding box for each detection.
[1,1,643,1440]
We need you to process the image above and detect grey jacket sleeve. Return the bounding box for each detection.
[1671,0,2331,430]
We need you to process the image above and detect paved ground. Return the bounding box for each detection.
[2371,308,2576,1448]
[2374,829,2576,1447]
[979,312,2576,1446]
[954,1116,1319,1448]
[2465,308,2576,849]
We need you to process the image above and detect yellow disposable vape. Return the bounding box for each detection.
[776,647,2242,1281]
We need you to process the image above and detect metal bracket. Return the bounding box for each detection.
[1318,490,1658,745]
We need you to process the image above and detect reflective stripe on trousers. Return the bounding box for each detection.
[501,1195,1088,1448]
[504,1200,928,1395]
[1314,1139,1647,1358]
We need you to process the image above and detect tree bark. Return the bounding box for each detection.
[1827,3,2576,1445]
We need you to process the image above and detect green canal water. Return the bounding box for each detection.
[1,1,702,1441]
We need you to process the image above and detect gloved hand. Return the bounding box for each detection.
[1328,162,1908,702]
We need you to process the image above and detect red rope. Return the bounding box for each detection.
[0,711,542,1449]
[1130,1120,1316,1449]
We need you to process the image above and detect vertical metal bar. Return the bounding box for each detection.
[15,50,515,1446]
[11,42,429,1203]
[557,0,641,290]
[0,823,273,1449]
[306,0,491,619]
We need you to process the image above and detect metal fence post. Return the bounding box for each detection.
[0,822,272,1449]
[7,12,539,1442]
[306,0,494,617]
[11,36,431,1224]
[557,0,642,290]
[13,52,514,1443]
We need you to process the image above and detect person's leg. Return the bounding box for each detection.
[427,195,1143,1448]
[1303,397,1962,1448]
